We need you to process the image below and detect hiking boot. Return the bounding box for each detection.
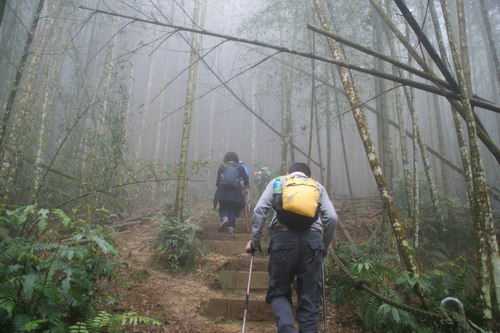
[227,226,234,234]
[218,217,229,233]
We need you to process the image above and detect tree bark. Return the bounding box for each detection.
[0,0,46,169]
[307,35,316,167]
[373,10,393,188]
[135,38,157,162]
[384,6,413,219]
[0,0,6,27]
[478,0,500,86]
[33,0,67,204]
[312,0,420,281]
[333,76,360,227]
[440,0,499,325]
[175,0,203,219]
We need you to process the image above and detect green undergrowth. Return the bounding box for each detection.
[0,204,165,332]
[328,239,487,332]
[0,205,121,331]
[151,203,204,274]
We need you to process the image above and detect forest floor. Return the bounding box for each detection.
[102,196,381,332]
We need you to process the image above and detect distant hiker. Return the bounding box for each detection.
[239,160,251,204]
[213,152,249,234]
[245,162,338,333]
[239,160,250,181]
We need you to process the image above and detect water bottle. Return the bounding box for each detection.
[272,177,283,210]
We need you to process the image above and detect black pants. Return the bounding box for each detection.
[266,230,323,333]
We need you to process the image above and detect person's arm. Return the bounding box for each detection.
[319,185,338,250]
[246,179,273,253]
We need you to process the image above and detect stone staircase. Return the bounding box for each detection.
[200,216,274,323]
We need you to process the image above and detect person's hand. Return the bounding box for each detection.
[245,240,253,254]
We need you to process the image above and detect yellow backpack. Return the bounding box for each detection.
[276,175,320,230]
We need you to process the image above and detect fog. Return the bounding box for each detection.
[0,0,499,213]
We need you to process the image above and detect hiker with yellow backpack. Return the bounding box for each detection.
[245,162,338,333]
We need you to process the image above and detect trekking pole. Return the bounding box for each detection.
[242,252,255,333]
[320,259,328,333]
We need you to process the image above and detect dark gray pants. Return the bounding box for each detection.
[266,230,323,333]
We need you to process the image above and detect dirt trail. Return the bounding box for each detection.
[105,199,370,332]
[107,220,232,332]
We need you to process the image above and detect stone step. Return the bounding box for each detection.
[203,297,273,321]
[202,220,251,234]
[204,216,248,224]
[218,270,268,290]
[203,240,269,257]
[202,233,251,241]
[220,257,269,271]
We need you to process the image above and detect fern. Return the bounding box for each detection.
[68,311,161,333]
[89,311,112,329]
[69,322,90,333]
[152,211,203,273]
[117,311,162,326]
[0,206,120,331]
[328,241,479,332]
[0,286,16,317]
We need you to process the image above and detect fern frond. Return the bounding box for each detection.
[118,311,162,327]
[89,310,111,329]
[0,286,16,318]
[69,322,90,333]
[30,242,60,253]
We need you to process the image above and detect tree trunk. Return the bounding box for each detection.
[373,10,393,188]
[307,35,316,167]
[387,35,413,218]
[325,85,333,195]
[370,0,500,165]
[440,0,499,324]
[312,0,421,283]
[433,95,453,199]
[0,0,46,170]
[135,39,157,162]
[174,0,203,219]
[333,76,360,227]
[251,74,257,169]
[478,0,500,86]
[407,84,421,248]
[285,64,296,165]
[314,94,324,183]
[0,0,6,27]
[33,0,67,204]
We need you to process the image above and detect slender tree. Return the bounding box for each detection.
[373,9,393,188]
[312,0,421,285]
[478,0,500,86]
[0,0,6,27]
[174,0,205,219]
[439,0,499,324]
[386,30,413,219]
[0,0,45,173]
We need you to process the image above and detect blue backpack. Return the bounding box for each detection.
[221,163,240,188]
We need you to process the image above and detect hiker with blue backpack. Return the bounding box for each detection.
[245,162,338,333]
[213,152,249,234]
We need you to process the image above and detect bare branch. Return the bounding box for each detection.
[78,5,500,114]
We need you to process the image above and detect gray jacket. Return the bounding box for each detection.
[250,171,338,250]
